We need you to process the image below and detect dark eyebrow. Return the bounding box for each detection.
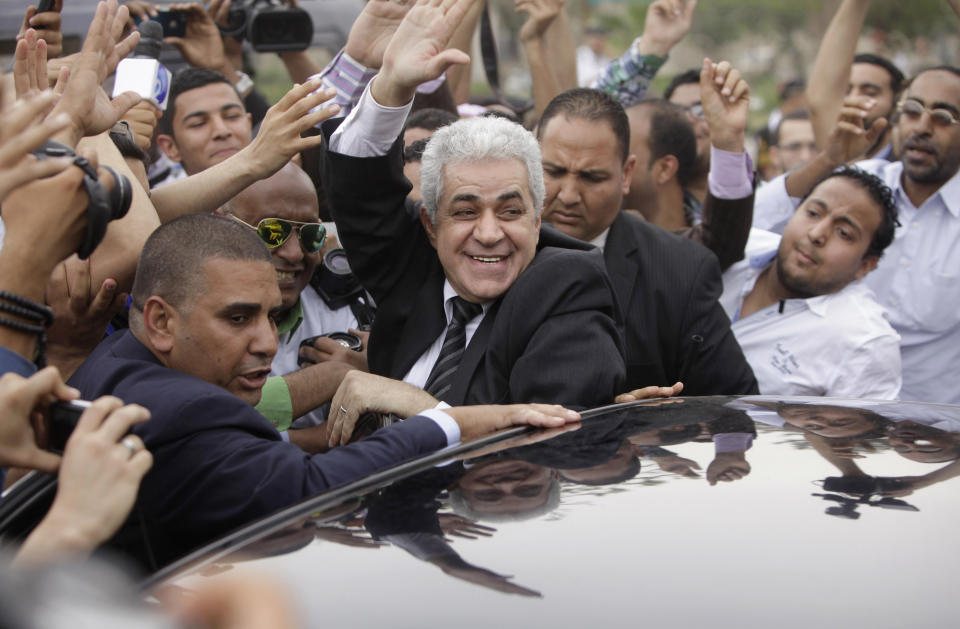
[832,214,864,236]
[932,101,960,117]
[804,198,828,212]
[216,302,262,318]
[181,103,244,123]
[497,190,524,204]
[451,193,479,204]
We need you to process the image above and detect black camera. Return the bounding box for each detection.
[33,141,132,259]
[219,0,314,52]
[48,400,92,452]
[298,332,362,367]
[311,248,366,310]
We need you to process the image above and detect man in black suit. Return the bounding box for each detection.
[319,0,625,432]
[69,214,581,569]
[536,66,758,396]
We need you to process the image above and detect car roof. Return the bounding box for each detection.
[152,395,960,628]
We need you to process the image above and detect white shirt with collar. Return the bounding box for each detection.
[855,159,960,403]
[403,279,489,393]
[720,229,901,400]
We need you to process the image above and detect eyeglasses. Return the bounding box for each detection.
[231,216,326,252]
[681,102,704,120]
[896,98,960,127]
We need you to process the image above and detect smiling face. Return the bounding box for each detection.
[774,176,882,299]
[165,257,282,406]
[540,115,635,242]
[896,69,960,186]
[421,159,540,304]
[225,165,321,312]
[777,405,886,439]
[163,82,253,175]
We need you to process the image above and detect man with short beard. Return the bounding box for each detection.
[720,168,901,398]
[751,67,960,403]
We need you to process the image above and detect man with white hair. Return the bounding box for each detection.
[319,0,624,418]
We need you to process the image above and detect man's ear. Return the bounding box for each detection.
[621,154,637,196]
[141,296,179,355]
[420,206,438,250]
[653,155,679,185]
[856,254,880,280]
[155,134,182,163]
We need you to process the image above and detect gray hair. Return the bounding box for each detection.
[419,116,545,224]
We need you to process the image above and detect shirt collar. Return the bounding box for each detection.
[441,279,491,323]
[889,160,960,218]
[589,227,611,252]
[276,297,304,338]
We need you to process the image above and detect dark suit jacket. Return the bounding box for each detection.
[604,212,758,395]
[68,330,449,569]
[321,120,625,408]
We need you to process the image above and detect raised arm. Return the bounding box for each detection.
[805,0,872,148]
[517,0,566,119]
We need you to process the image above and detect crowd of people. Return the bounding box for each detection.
[0,0,958,624]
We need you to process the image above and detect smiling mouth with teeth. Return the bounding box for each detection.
[276,270,297,281]
[470,255,506,263]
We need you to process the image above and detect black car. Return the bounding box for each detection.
[116,395,960,628]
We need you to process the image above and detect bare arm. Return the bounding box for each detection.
[283,361,353,420]
[805,0,872,148]
[518,0,565,120]
[446,0,485,104]
[542,8,577,91]
[150,80,340,222]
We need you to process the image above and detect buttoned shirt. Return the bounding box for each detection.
[720,229,901,399]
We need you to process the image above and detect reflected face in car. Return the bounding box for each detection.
[457,460,556,516]
[776,404,887,438]
[887,421,960,463]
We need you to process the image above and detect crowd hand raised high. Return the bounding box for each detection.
[0,90,72,202]
[700,57,749,152]
[637,0,696,57]
[121,100,163,152]
[344,0,417,70]
[163,3,232,75]
[372,0,476,107]
[18,0,64,60]
[243,79,340,177]
[516,0,564,44]
[614,381,683,403]
[824,94,888,166]
[48,0,142,148]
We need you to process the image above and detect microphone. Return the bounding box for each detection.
[111,20,172,110]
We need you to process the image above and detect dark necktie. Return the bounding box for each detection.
[423,296,483,400]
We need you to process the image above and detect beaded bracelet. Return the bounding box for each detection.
[0,291,55,368]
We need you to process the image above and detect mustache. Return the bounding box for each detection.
[903,135,938,154]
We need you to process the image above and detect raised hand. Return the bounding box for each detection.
[48,0,142,147]
[638,0,697,57]
[18,0,63,59]
[164,3,232,76]
[700,57,749,152]
[373,0,476,106]
[824,94,887,166]
[516,0,564,44]
[0,90,72,201]
[345,0,417,69]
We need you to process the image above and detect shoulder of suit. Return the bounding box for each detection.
[613,211,714,260]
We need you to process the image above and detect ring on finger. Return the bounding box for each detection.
[121,436,139,458]
[339,405,348,415]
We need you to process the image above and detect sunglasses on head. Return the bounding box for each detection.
[231,216,326,253]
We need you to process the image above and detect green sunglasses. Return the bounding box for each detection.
[231,215,327,253]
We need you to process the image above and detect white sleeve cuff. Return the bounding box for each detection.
[328,81,413,158]
[417,408,461,447]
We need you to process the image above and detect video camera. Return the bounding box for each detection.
[219,0,314,52]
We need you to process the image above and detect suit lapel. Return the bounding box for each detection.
[604,213,643,310]
[391,274,447,380]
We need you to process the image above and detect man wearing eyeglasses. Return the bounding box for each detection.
[215,163,361,435]
[751,66,960,404]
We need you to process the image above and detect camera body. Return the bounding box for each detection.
[48,400,92,452]
[298,332,362,367]
[220,0,314,52]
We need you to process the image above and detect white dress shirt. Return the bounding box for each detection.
[720,229,902,399]
[750,159,960,404]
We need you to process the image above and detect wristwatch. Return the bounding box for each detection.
[234,71,254,96]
